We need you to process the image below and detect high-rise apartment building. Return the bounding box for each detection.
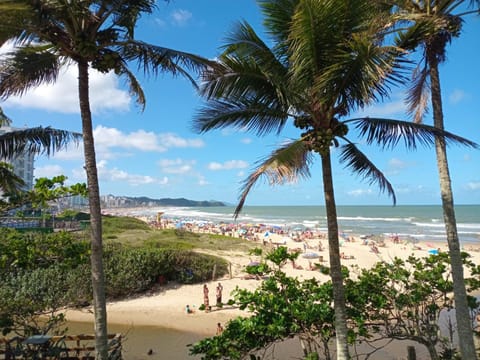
[0,126,35,190]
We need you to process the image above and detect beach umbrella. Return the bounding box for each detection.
[302,252,320,259]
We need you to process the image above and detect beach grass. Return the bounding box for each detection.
[100,215,256,253]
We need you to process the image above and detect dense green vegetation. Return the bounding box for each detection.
[0,215,250,337]
[190,247,480,360]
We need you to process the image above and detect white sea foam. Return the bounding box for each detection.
[120,205,479,244]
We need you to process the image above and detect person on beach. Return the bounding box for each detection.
[216,282,223,305]
[185,304,194,314]
[216,322,224,335]
[203,284,210,310]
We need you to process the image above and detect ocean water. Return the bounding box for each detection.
[128,204,480,244]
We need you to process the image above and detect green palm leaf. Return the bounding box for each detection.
[0,126,81,160]
[115,60,146,110]
[195,56,291,136]
[0,161,25,194]
[0,46,60,99]
[119,41,211,88]
[235,139,313,217]
[339,142,396,205]
[350,117,478,150]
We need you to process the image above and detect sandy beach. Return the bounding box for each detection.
[63,225,480,337]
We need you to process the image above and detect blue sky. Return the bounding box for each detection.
[1,0,479,206]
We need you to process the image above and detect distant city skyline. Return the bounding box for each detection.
[0,0,479,206]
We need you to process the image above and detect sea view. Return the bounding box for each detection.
[125,204,480,245]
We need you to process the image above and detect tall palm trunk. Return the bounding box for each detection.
[428,53,477,359]
[78,60,108,360]
[321,152,350,359]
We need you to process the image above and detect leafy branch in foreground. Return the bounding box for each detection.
[1,175,87,216]
[190,247,480,360]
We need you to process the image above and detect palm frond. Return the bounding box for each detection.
[194,98,289,137]
[394,18,436,51]
[0,161,25,194]
[0,0,32,46]
[0,45,60,100]
[258,0,298,46]
[203,21,294,113]
[288,0,345,89]
[350,117,479,150]
[316,39,409,113]
[119,40,212,88]
[0,127,82,160]
[339,142,396,205]
[0,107,12,126]
[235,139,313,217]
[116,61,146,110]
[222,21,289,83]
[107,0,157,37]
[194,44,291,136]
[406,62,430,123]
[288,0,409,113]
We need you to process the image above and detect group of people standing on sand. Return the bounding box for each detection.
[185,282,224,316]
[202,282,223,311]
[205,283,225,335]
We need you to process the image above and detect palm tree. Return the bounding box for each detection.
[193,0,477,357]
[385,1,480,358]
[0,1,210,358]
[0,106,81,194]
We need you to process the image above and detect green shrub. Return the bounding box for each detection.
[102,215,151,234]
[0,266,73,336]
[0,229,89,275]
[104,246,164,298]
[103,245,229,298]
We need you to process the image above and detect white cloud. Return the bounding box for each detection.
[208,160,249,170]
[449,89,467,104]
[34,164,64,179]
[394,184,427,194]
[93,126,204,156]
[154,18,167,28]
[388,158,408,169]
[94,126,167,152]
[385,157,414,176]
[171,9,192,26]
[71,160,168,186]
[50,143,84,161]
[197,176,209,186]
[50,126,200,161]
[354,95,407,118]
[1,62,130,114]
[466,182,480,191]
[158,133,204,148]
[158,158,196,174]
[97,160,167,186]
[241,138,253,144]
[347,189,373,197]
[221,127,247,136]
